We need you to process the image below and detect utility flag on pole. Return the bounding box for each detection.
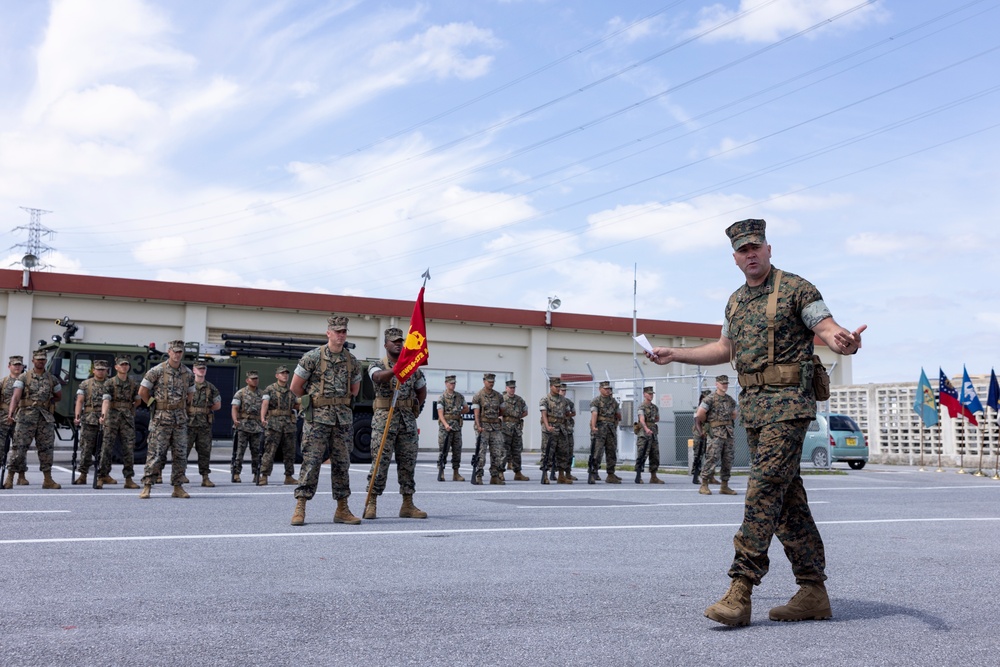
[392,269,431,383]
[913,368,938,427]
[939,368,962,419]
[959,365,982,426]
[987,368,999,413]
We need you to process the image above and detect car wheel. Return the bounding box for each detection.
[848,460,866,470]
[351,412,373,464]
[811,448,829,468]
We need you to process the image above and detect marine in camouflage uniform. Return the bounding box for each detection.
[500,379,529,481]
[260,366,298,486]
[589,381,622,483]
[696,375,738,495]
[186,360,221,487]
[634,386,664,484]
[559,384,577,482]
[231,371,263,482]
[73,360,111,485]
[1,356,25,489]
[691,389,712,484]
[645,218,866,626]
[436,375,466,481]
[101,356,140,488]
[289,315,362,526]
[365,327,428,519]
[539,378,571,484]
[138,340,195,498]
[472,373,505,485]
[7,350,63,489]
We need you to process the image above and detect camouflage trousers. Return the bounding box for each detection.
[0,422,11,470]
[104,412,135,478]
[501,424,524,472]
[294,421,352,501]
[592,424,618,472]
[368,412,417,496]
[142,422,188,486]
[261,427,296,478]
[728,418,826,586]
[635,433,660,473]
[543,428,571,473]
[9,418,56,474]
[231,430,262,476]
[473,427,506,478]
[77,423,107,477]
[436,423,463,469]
[702,431,734,483]
[186,424,213,476]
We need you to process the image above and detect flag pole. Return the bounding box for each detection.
[935,402,944,473]
[957,417,967,474]
[365,390,398,509]
[918,425,925,472]
[974,417,985,476]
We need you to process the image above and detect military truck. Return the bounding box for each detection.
[38,319,375,464]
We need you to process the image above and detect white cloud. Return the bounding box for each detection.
[169,77,241,125]
[43,84,161,140]
[703,136,759,160]
[133,236,188,266]
[691,0,887,43]
[845,232,907,256]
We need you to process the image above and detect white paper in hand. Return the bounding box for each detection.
[633,334,654,355]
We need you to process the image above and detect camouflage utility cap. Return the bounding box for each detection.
[8,355,23,365]
[276,365,289,374]
[115,356,131,365]
[328,315,349,331]
[559,383,568,389]
[483,373,496,381]
[726,218,767,250]
[192,360,207,369]
[549,377,561,387]
[246,370,259,379]
[384,327,404,342]
[643,386,654,394]
[32,350,47,360]
[716,374,730,383]
[505,380,516,387]
[444,375,456,383]
[93,360,110,370]
[598,381,611,389]
[167,340,185,351]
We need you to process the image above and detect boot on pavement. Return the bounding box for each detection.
[649,472,665,484]
[705,576,754,626]
[42,472,61,489]
[513,471,529,481]
[719,481,737,495]
[171,485,190,498]
[139,483,152,499]
[768,583,832,622]
[100,475,118,485]
[291,498,306,526]
[258,476,268,486]
[284,475,297,485]
[16,472,28,485]
[399,494,427,519]
[201,475,215,488]
[124,476,139,489]
[334,498,362,525]
[363,497,378,520]
[73,472,87,485]
[699,481,712,495]
[2,470,14,489]
[452,469,465,482]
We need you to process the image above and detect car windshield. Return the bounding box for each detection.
[829,415,860,432]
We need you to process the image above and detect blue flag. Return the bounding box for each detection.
[960,366,983,425]
[913,368,938,427]
[988,369,999,412]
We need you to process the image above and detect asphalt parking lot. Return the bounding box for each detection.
[2,455,999,667]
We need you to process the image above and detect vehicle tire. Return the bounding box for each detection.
[848,460,866,470]
[133,407,150,465]
[811,448,829,468]
[351,412,373,464]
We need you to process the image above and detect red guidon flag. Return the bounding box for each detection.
[393,285,429,383]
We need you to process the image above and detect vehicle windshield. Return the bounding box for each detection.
[829,415,860,432]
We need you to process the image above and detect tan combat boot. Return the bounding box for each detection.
[42,472,61,489]
[399,494,427,519]
[291,498,306,526]
[171,485,190,498]
[258,476,268,486]
[705,576,753,626]
[719,481,737,495]
[497,471,506,483]
[649,472,665,484]
[556,471,566,484]
[489,475,500,485]
[363,497,377,520]
[232,473,241,483]
[708,475,720,485]
[334,498,362,525]
[201,475,215,488]
[452,469,465,482]
[768,582,832,622]
[17,472,29,485]
[179,474,189,484]
[73,472,87,485]
[567,471,578,481]
[139,483,152,499]
[2,470,14,489]
[100,475,118,485]
[513,471,529,481]
[284,475,297,485]
[605,472,622,484]
[699,481,712,495]
[124,476,139,489]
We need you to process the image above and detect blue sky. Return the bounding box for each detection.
[1,0,998,384]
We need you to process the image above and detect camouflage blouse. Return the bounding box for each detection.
[188,380,220,429]
[472,388,504,432]
[437,390,466,427]
[262,382,297,434]
[639,401,660,435]
[232,387,264,434]
[295,345,361,426]
[76,377,110,426]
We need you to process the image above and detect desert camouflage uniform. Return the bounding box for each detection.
[103,375,139,479]
[140,361,194,486]
[472,386,505,480]
[76,376,110,476]
[723,266,830,586]
[500,392,527,472]
[436,390,465,470]
[261,382,297,478]
[700,392,737,483]
[589,393,621,473]
[563,395,576,465]
[635,400,660,474]
[186,380,220,476]
[539,393,571,473]
[232,385,263,477]
[1,375,20,471]
[293,345,360,501]
[9,369,61,475]
[367,359,425,496]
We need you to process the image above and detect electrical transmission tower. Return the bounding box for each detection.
[11,206,55,270]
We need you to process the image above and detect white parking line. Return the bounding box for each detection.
[2,516,997,546]
[0,510,71,514]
